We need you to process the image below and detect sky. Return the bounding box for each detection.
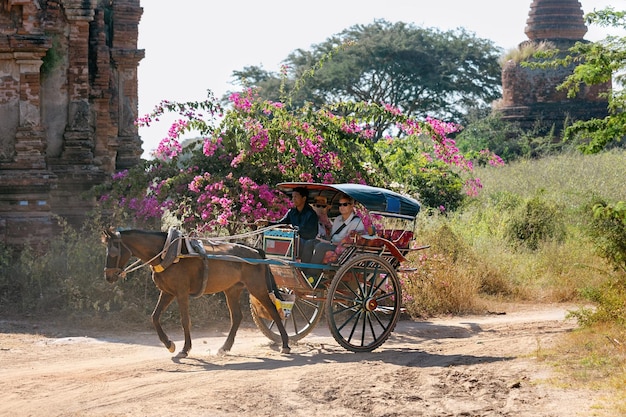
[137,0,623,158]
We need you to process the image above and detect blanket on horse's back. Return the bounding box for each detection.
[153,228,207,273]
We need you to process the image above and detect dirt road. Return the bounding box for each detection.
[0,304,610,417]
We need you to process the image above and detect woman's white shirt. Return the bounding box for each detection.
[330,213,365,243]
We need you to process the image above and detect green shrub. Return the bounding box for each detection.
[566,200,626,327]
[504,193,566,250]
[0,243,17,312]
[456,110,529,162]
[40,35,64,77]
[569,278,626,326]
[374,135,466,211]
[587,200,626,273]
[410,163,465,212]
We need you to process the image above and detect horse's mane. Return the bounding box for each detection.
[120,229,167,238]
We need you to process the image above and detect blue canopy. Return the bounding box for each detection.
[277,182,421,219]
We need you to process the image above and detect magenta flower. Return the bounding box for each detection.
[203,137,222,157]
[299,172,313,182]
[112,170,129,180]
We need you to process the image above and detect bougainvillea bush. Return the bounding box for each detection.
[96,87,500,234]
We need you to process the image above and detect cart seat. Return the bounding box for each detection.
[322,229,414,264]
[379,229,414,249]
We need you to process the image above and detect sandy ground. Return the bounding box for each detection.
[0,304,612,417]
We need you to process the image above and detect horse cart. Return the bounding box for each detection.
[103,182,424,357]
[249,182,423,352]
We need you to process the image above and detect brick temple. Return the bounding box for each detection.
[0,0,143,248]
[498,0,610,132]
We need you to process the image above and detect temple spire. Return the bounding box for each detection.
[525,0,587,41]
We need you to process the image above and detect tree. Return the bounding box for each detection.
[455,108,529,163]
[529,8,626,153]
[231,20,503,139]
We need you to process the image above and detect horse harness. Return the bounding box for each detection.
[104,232,139,279]
[106,229,210,297]
[153,228,211,297]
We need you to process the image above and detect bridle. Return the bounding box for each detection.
[104,234,132,279]
[104,233,162,279]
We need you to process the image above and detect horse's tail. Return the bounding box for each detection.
[266,268,281,298]
[256,247,267,259]
[255,247,280,298]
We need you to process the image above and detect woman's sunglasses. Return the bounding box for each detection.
[314,204,327,208]
[338,202,352,207]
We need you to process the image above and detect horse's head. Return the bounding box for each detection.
[102,228,132,283]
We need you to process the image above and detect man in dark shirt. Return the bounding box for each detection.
[271,187,318,261]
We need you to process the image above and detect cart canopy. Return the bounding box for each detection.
[277,182,421,219]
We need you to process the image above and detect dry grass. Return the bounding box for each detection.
[472,150,626,209]
[499,41,556,65]
[402,250,482,317]
[408,150,626,413]
[537,322,626,414]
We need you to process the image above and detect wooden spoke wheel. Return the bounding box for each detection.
[325,254,401,352]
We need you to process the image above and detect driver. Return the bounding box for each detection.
[266,187,318,262]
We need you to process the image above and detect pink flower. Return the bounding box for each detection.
[299,172,313,182]
[203,137,222,157]
[153,137,182,160]
[230,150,246,167]
[382,103,402,116]
[112,170,128,180]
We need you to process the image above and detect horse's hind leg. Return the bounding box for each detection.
[152,291,176,354]
[218,284,245,354]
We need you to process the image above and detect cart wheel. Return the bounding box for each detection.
[250,289,324,344]
[325,254,401,352]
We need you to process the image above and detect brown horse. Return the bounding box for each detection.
[102,229,290,357]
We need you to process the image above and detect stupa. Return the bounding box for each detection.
[497,0,609,133]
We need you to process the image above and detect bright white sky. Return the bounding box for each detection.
[137,0,623,158]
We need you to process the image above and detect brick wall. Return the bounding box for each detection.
[0,0,144,248]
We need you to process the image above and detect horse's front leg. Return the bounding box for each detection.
[218,285,245,354]
[176,293,192,358]
[152,291,176,354]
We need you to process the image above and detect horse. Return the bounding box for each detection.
[102,228,290,358]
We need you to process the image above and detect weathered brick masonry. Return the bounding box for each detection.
[0,0,143,248]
